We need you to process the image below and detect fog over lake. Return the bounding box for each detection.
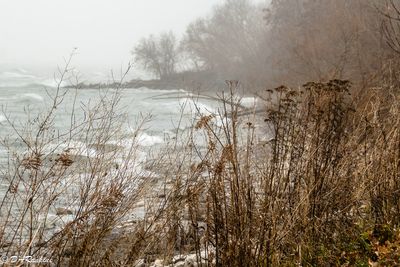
[0,0,226,80]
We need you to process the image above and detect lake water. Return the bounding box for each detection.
[0,69,261,163]
[0,70,264,240]
[0,71,234,233]
[0,84,229,162]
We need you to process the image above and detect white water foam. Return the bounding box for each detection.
[44,140,97,158]
[110,131,164,148]
[240,96,259,108]
[179,98,214,115]
[136,133,164,147]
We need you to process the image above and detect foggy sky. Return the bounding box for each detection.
[0,0,226,77]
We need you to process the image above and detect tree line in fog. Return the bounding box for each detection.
[133,0,400,91]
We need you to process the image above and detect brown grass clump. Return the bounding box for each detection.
[146,78,399,266]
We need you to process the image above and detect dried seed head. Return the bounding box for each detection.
[56,151,74,167]
[21,153,43,170]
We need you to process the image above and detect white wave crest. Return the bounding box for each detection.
[179,98,214,115]
[240,97,259,108]
[136,133,164,147]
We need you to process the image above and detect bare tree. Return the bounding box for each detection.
[133,31,178,79]
[181,0,267,85]
[381,0,400,54]
[264,0,390,86]
[159,32,178,77]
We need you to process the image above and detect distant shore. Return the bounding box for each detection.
[65,70,227,92]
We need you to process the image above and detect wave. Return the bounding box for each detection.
[136,132,164,147]
[240,97,259,108]
[39,78,67,88]
[179,98,214,115]
[108,132,164,148]
[0,93,45,103]
[0,71,37,80]
[0,71,38,88]
[0,115,6,123]
[131,87,186,95]
[0,70,65,88]
[19,93,44,102]
[44,141,97,158]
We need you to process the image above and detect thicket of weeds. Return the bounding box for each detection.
[0,64,399,266]
[137,76,399,266]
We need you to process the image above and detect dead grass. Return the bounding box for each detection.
[138,78,399,266]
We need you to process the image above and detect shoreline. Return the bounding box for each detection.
[65,70,227,93]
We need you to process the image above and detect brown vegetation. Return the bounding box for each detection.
[1,0,400,266]
[2,73,399,265]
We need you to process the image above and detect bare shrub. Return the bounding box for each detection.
[0,59,160,266]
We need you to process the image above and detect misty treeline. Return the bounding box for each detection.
[133,0,400,90]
